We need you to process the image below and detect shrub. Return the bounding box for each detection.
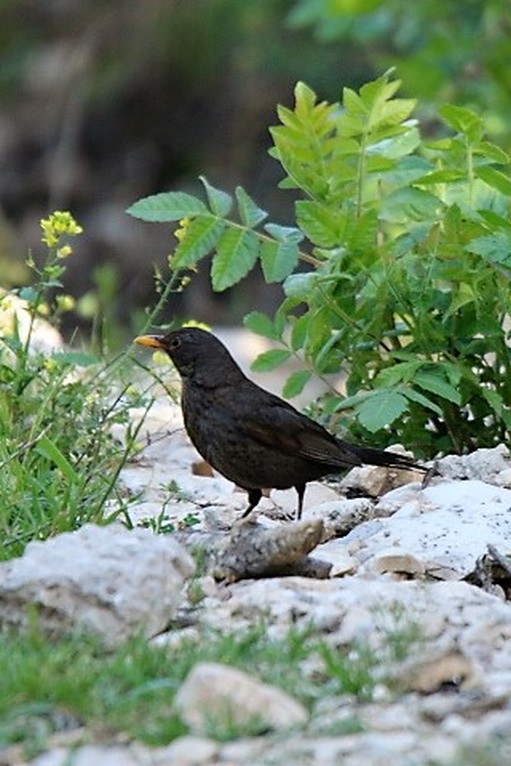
[128,71,511,457]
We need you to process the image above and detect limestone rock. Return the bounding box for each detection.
[213,516,325,581]
[340,446,424,497]
[309,497,378,540]
[174,661,308,734]
[435,444,511,486]
[0,290,63,353]
[152,735,219,765]
[312,538,360,576]
[198,577,511,697]
[349,480,511,579]
[31,745,141,766]
[270,481,341,518]
[393,648,476,693]
[0,524,195,646]
[371,551,426,576]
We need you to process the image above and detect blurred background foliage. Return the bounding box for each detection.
[289,0,511,138]
[0,0,509,344]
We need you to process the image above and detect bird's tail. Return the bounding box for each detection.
[337,440,425,472]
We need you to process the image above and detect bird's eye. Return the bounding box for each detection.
[169,337,181,350]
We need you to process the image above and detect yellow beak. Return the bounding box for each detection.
[134,334,166,349]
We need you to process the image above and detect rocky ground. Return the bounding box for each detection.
[3,341,511,765]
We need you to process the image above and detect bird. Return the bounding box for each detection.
[134,327,425,520]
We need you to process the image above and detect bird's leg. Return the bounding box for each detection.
[240,488,263,518]
[295,483,306,520]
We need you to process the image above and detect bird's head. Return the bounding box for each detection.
[134,327,243,385]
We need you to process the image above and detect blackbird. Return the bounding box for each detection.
[135,327,424,519]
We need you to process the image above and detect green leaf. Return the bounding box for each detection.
[356,389,408,432]
[474,142,510,164]
[260,240,299,283]
[264,223,304,243]
[480,388,503,416]
[445,283,475,318]
[369,127,421,159]
[282,369,312,399]
[294,80,319,116]
[346,209,380,251]
[333,390,373,412]
[402,387,443,416]
[211,228,259,291]
[341,74,415,139]
[35,435,78,484]
[365,155,396,174]
[283,272,318,300]
[126,192,206,222]
[476,166,511,196]
[380,187,442,223]
[375,361,421,387]
[290,314,309,351]
[296,200,346,247]
[52,351,100,367]
[270,80,340,201]
[466,232,511,268]
[478,210,511,232]
[342,87,365,119]
[376,99,416,130]
[440,105,484,143]
[171,216,226,268]
[243,311,282,341]
[199,176,233,217]
[415,170,466,185]
[273,305,288,338]
[414,372,462,405]
[235,187,268,228]
[251,348,291,372]
[17,286,39,303]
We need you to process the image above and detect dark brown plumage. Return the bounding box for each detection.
[135,327,424,519]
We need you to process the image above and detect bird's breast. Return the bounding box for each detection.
[181,383,237,467]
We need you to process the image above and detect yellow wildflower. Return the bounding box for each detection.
[56,294,76,312]
[43,357,58,373]
[40,211,83,250]
[174,217,191,242]
[56,245,72,259]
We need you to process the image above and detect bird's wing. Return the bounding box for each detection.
[238,396,362,469]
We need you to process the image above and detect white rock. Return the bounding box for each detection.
[308,497,376,540]
[436,445,511,484]
[350,480,511,579]
[217,737,269,764]
[199,577,511,694]
[374,483,426,516]
[316,542,360,576]
[371,550,426,576]
[271,481,340,517]
[340,450,423,496]
[174,661,308,734]
[0,524,195,646]
[0,290,63,353]
[153,735,219,765]
[31,745,141,766]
